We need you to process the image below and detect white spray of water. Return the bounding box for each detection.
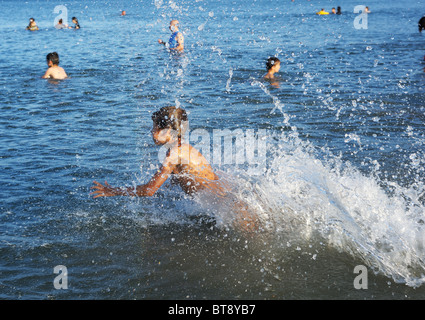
[250,79,293,128]
[196,130,425,287]
[194,76,425,287]
[226,68,233,93]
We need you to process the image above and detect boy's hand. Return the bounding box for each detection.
[90,180,120,198]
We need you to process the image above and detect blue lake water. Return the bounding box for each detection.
[1,0,425,299]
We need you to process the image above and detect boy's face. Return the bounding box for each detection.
[47,60,53,67]
[169,21,178,32]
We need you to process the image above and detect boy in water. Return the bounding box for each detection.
[91,106,258,231]
[55,18,68,29]
[71,17,80,29]
[91,107,220,197]
[42,52,68,80]
[158,20,184,52]
[316,8,329,15]
[264,57,281,80]
[264,57,281,88]
[26,18,39,31]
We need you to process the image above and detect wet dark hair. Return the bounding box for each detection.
[419,17,425,33]
[28,18,35,28]
[46,52,60,65]
[266,57,280,71]
[152,106,188,146]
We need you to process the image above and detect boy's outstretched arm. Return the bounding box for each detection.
[91,163,174,198]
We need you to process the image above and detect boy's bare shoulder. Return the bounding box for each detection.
[46,66,68,79]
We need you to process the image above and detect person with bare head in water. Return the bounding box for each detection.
[264,57,281,88]
[26,18,39,31]
[42,52,68,80]
[158,20,184,52]
[71,17,80,29]
[91,106,219,198]
[55,18,68,29]
[91,106,259,231]
[419,16,425,33]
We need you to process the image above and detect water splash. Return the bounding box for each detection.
[250,79,292,128]
[225,67,233,93]
[199,130,425,287]
[211,46,227,64]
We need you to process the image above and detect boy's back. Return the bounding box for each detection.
[42,52,68,80]
[166,143,220,194]
[43,65,67,80]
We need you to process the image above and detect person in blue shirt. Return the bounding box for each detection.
[158,20,184,52]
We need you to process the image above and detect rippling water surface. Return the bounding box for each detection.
[1,0,425,299]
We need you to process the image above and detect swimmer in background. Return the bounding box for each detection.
[26,18,39,31]
[55,18,68,29]
[91,106,258,232]
[337,6,342,15]
[71,17,80,29]
[331,8,336,14]
[365,7,371,13]
[316,8,329,15]
[419,16,425,33]
[42,52,68,80]
[158,20,184,52]
[121,10,126,16]
[264,57,281,88]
